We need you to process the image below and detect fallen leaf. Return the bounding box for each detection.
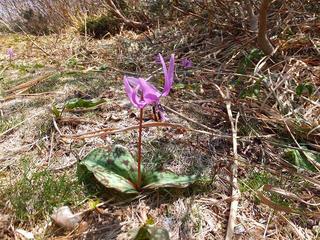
[16,229,34,239]
[51,206,82,230]
[77,221,89,234]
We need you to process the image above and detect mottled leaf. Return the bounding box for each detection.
[80,147,138,194]
[65,98,106,109]
[93,167,138,194]
[133,223,170,240]
[107,145,141,183]
[80,145,199,194]
[143,171,199,189]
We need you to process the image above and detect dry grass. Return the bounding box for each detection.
[0,1,319,239]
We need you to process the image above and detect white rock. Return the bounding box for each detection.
[51,206,82,230]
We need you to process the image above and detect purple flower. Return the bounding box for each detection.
[154,55,161,64]
[124,54,175,109]
[7,48,14,60]
[181,58,192,68]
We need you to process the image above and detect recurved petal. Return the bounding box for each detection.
[162,54,175,96]
[126,76,140,87]
[159,53,168,80]
[124,76,133,98]
[137,78,161,103]
[124,76,145,109]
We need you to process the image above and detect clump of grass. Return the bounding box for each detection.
[24,98,51,109]
[239,170,274,192]
[240,170,293,207]
[79,15,122,38]
[10,62,45,74]
[76,163,107,197]
[38,118,53,138]
[0,75,33,92]
[1,158,85,223]
[0,115,24,134]
[144,140,175,170]
[28,74,61,93]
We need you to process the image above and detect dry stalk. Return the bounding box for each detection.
[214,84,240,240]
[263,185,320,207]
[278,214,309,240]
[60,121,233,140]
[1,91,62,102]
[15,25,50,56]
[257,0,275,55]
[263,211,273,238]
[48,131,55,164]
[226,102,240,240]
[162,104,220,133]
[0,113,41,139]
[4,73,54,94]
[52,117,63,136]
[104,0,148,30]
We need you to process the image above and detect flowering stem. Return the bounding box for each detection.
[137,108,143,189]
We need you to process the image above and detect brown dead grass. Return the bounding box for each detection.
[0,1,320,239]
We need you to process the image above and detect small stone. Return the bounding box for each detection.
[234,224,246,235]
[51,206,82,230]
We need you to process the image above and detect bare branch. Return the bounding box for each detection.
[257,0,275,55]
[105,0,148,31]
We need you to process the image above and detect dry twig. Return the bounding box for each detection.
[0,113,40,139]
[257,0,275,55]
[60,121,233,140]
[214,84,241,240]
[162,104,220,133]
[4,73,53,94]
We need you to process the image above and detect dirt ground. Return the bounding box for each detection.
[0,11,319,240]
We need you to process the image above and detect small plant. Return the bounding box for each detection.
[239,171,273,192]
[284,148,320,172]
[180,57,194,80]
[80,53,199,193]
[237,48,264,75]
[66,57,79,68]
[295,83,315,97]
[131,217,170,240]
[0,115,24,134]
[7,48,14,62]
[181,57,192,69]
[79,15,122,38]
[1,159,85,222]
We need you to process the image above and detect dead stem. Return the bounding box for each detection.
[214,84,240,240]
[1,2,319,238]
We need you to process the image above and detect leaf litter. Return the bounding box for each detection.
[0,2,320,239]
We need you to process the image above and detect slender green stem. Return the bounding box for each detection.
[137,108,143,189]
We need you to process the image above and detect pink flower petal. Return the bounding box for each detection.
[159,54,174,96]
